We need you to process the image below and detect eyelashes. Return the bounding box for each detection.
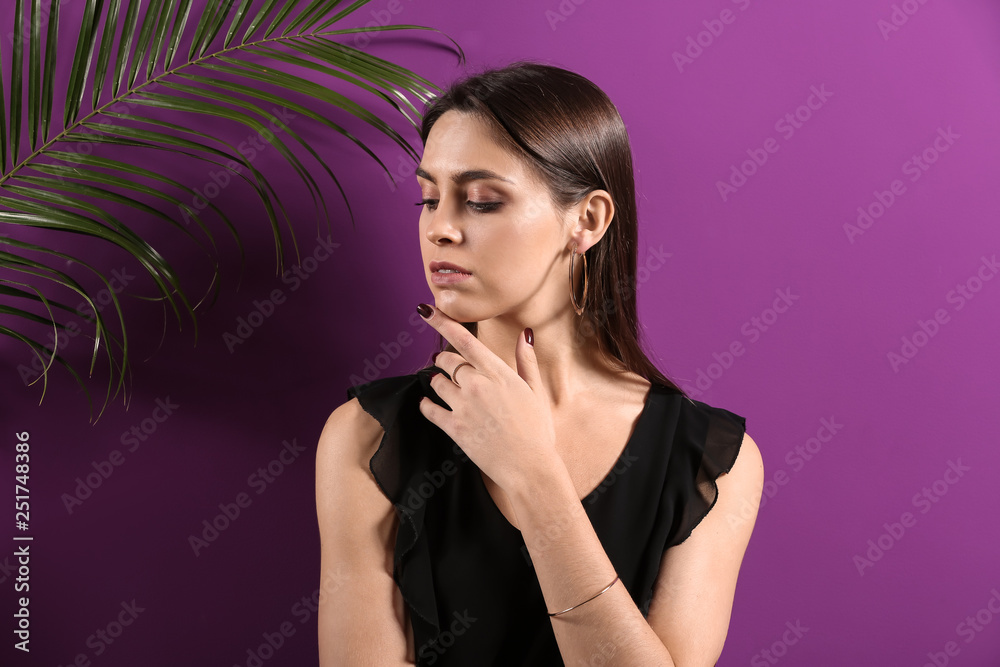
[415,199,503,213]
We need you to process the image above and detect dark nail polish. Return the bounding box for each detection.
[417,303,433,319]
[525,328,533,346]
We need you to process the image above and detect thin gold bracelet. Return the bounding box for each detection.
[547,574,620,617]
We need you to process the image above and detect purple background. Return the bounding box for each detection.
[3,0,1000,665]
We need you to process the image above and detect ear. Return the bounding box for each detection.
[570,188,615,251]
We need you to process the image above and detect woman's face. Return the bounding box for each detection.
[416,110,575,324]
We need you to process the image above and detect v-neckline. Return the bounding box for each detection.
[474,382,659,533]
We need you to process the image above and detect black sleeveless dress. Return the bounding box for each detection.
[346,364,746,666]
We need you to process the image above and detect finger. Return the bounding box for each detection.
[418,394,453,428]
[515,327,541,392]
[433,350,465,378]
[416,303,495,375]
[427,370,458,408]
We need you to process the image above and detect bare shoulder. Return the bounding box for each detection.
[316,396,384,470]
[722,431,764,500]
[702,429,764,541]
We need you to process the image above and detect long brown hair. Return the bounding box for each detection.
[415,60,685,396]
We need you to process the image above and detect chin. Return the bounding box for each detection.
[432,301,478,325]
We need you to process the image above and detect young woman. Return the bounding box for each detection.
[316,60,764,666]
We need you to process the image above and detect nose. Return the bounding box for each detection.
[424,198,462,245]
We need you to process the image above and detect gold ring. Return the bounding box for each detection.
[451,361,474,387]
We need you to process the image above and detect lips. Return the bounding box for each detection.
[430,260,471,274]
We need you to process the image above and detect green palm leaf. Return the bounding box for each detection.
[0,0,465,420]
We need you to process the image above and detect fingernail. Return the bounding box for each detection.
[417,303,433,319]
[524,327,533,346]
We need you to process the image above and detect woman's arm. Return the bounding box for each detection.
[508,431,764,667]
[315,398,416,666]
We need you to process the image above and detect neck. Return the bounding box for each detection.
[474,315,621,409]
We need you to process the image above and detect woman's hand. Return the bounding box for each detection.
[416,303,560,496]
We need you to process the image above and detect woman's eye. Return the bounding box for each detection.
[468,201,502,213]
[414,200,502,213]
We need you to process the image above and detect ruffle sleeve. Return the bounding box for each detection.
[346,365,449,641]
[663,396,747,549]
[634,393,747,617]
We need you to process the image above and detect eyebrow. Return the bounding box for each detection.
[415,166,514,185]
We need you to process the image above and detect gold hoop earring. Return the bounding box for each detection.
[569,243,588,316]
